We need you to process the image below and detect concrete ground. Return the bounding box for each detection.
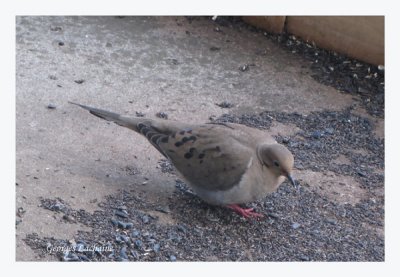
[15,16,383,261]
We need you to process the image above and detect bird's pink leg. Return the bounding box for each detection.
[226,204,264,219]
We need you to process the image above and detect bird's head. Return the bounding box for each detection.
[257,143,297,188]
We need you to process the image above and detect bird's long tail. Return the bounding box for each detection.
[68,101,142,132]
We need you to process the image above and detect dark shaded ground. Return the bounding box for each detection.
[21,16,384,262]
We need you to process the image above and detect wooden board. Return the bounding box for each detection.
[242,16,286,34]
[286,16,384,66]
[242,16,384,66]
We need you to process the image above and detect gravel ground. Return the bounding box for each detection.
[19,16,384,262]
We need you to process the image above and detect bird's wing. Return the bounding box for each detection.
[156,124,254,191]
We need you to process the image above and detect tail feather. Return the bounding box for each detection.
[68,101,120,120]
[69,101,169,157]
[68,101,141,131]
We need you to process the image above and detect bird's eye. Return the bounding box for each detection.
[273,160,280,167]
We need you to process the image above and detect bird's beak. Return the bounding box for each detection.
[287,174,298,188]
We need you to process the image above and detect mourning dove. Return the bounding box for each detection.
[69,102,296,218]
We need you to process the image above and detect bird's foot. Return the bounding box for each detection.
[226,204,264,219]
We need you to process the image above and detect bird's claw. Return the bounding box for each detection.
[226,204,264,219]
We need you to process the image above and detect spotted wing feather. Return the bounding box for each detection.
[157,124,253,191]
